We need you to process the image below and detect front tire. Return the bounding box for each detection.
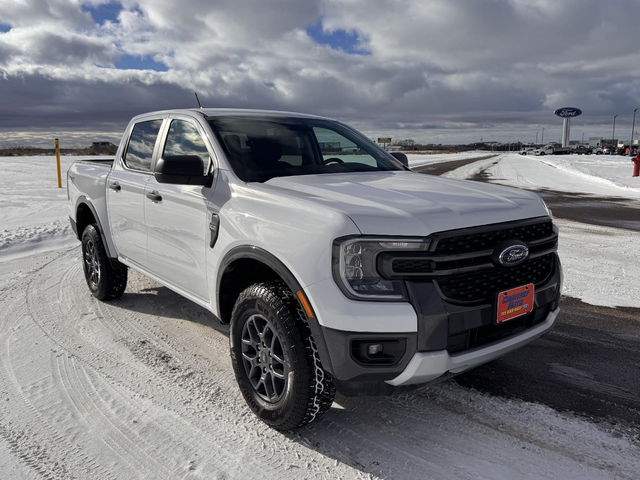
[230,281,336,431]
[81,224,127,301]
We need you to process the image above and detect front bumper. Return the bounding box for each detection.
[387,307,558,386]
[313,252,561,394]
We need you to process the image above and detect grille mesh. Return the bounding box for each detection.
[434,221,554,254]
[391,259,433,274]
[436,254,554,304]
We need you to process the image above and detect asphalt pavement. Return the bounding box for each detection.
[417,155,640,434]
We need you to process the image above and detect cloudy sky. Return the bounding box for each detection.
[1,0,639,147]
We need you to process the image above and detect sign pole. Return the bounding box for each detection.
[55,138,62,188]
[561,118,571,147]
[631,109,638,156]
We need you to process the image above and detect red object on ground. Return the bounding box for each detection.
[632,155,640,177]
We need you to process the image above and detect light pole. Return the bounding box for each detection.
[535,131,538,145]
[541,127,545,145]
[631,109,638,155]
[612,115,618,153]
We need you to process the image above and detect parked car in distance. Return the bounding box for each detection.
[67,108,561,431]
[534,145,554,156]
[571,146,592,155]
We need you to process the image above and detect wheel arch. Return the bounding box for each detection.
[217,246,305,322]
[75,196,116,258]
[217,245,335,376]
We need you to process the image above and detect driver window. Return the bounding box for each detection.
[163,120,210,169]
[312,127,377,167]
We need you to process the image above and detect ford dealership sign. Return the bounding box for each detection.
[554,107,582,118]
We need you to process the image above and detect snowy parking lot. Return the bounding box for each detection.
[1,154,639,479]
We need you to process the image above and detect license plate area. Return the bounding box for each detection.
[496,283,534,324]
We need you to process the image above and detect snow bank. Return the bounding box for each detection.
[461,153,640,199]
[538,153,640,196]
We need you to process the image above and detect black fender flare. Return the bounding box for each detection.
[75,196,117,259]
[217,245,335,376]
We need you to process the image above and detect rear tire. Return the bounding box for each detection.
[81,224,127,301]
[230,281,336,431]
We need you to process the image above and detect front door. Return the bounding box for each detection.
[108,119,162,265]
[144,117,215,302]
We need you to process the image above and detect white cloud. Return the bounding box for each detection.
[0,0,639,146]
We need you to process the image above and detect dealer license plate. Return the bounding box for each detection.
[496,283,534,323]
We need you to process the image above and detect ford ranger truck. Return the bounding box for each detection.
[68,109,561,431]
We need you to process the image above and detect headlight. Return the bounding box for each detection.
[540,198,553,218]
[333,237,431,300]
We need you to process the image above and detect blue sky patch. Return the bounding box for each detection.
[82,1,122,25]
[306,21,370,55]
[0,22,11,33]
[115,54,168,72]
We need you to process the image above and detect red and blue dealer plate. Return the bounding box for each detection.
[497,283,534,323]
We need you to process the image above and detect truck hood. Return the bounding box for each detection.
[264,171,549,236]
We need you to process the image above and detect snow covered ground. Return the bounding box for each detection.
[445,153,640,200]
[1,155,640,479]
[0,155,110,260]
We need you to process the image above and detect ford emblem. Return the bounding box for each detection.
[554,107,582,118]
[498,244,529,267]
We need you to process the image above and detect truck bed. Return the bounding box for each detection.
[73,158,114,167]
[68,157,117,254]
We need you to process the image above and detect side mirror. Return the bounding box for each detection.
[155,155,213,187]
[390,151,409,168]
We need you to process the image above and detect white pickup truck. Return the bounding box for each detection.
[68,109,561,430]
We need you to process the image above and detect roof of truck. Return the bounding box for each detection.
[137,108,334,121]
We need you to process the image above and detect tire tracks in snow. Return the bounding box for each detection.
[1,246,640,479]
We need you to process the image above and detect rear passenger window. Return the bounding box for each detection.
[123,120,162,172]
[163,120,210,166]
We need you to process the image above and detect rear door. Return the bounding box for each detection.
[108,118,163,265]
[144,116,216,302]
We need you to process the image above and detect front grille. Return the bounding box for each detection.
[434,220,554,254]
[392,258,433,274]
[435,254,554,304]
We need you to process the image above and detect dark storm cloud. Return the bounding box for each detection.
[0,0,639,146]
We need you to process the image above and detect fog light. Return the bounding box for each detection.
[368,344,383,355]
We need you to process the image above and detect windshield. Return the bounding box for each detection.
[207,116,405,182]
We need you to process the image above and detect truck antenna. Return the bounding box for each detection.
[194,92,203,109]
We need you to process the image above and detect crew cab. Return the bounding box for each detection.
[68,109,561,430]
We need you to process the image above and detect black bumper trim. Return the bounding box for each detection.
[320,327,417,383]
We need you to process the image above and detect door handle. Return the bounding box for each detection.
[146,190,162,203]
[109,181,121,192]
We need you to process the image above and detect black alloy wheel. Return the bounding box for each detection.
[83,237,101,290]
[241,314,288,403]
